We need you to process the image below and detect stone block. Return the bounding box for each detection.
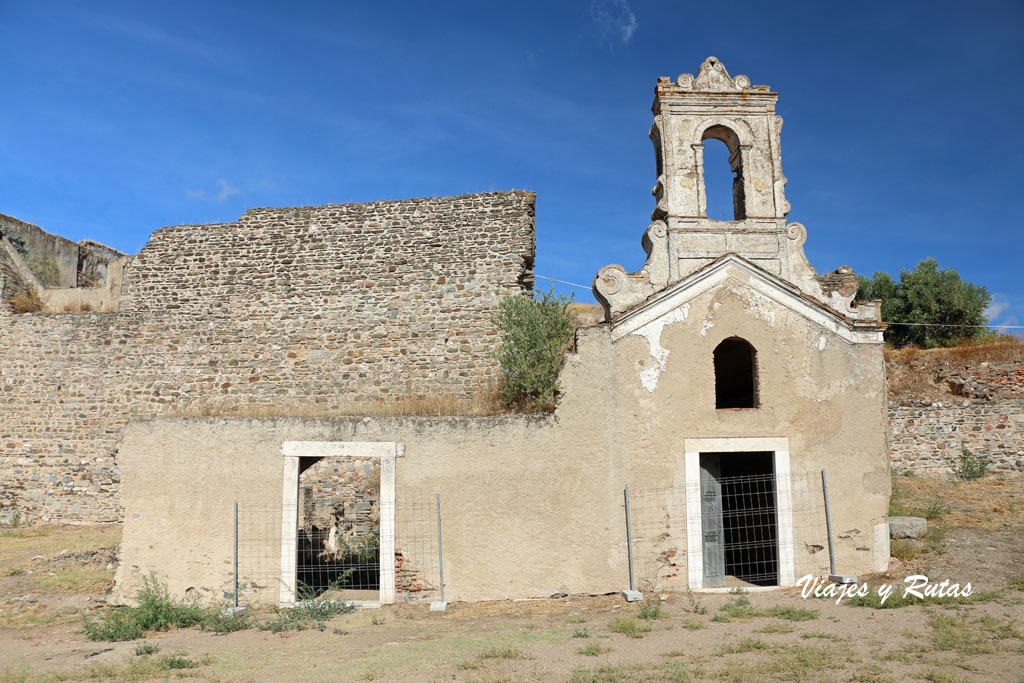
[888,516,927,539]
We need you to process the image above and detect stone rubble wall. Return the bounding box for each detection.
[888,398,1024,474]
[0,192,536,523]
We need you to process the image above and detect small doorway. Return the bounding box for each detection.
[699,451,777,587]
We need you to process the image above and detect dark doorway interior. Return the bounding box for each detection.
[700,452,778,587]
[296,456,381,599]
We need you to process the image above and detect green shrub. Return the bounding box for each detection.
[952,449,989,480]
[478,644,525,660]
[716,637,769,655]
[637,599,664,620]
[159,653,201,670]
[83,574,208,641]
[570,665,626,682]
[712,596,817,623]
[711,596,756,622]
[684,590,707,615]
[82,574,354,641]
[846,587,1001,609]
[492,288,574,411]
[256,598,353,634]
[201,609,252,634]
[608,616,651,638]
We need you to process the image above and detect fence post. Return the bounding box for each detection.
[221,500,246,617]
[430,494,447,612]
[233,500,239,609]
[621,484,642,602]
[821,470,856,584]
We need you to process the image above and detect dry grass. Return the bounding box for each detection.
[886,340,1024,366]
[167,391,507,418]
[890,475,1023,532]
[568,303,603,329]
[885,339,1024,400]
[8,288,42,313]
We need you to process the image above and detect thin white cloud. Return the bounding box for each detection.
[985,295,1012,322]
[74,10,235,68]
[215,179,240,202]
[590,0,638,46]
[186,179,241,202]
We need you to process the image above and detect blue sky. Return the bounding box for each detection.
[1,1,1022,326]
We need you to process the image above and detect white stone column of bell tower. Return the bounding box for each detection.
[692,143,706,218]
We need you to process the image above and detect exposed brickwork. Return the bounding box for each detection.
[0,192,536,523]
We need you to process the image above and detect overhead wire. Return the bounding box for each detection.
[534,274,1022,329]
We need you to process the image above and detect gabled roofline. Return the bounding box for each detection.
[611,253,885,345]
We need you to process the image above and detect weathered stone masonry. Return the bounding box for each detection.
[888,360,1024,474]
[889,400,1023,473]
[1,192,536,523]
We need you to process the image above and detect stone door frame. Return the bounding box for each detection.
[279,441,403,606]
[682,437,794,589]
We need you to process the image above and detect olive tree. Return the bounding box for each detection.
[856,258,991,348]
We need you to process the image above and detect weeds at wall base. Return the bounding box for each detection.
[952,450,990,481]
[81,574,353,641]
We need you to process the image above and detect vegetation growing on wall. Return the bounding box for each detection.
[28,255,60,286]
[856,258,991,349]
[493,288,574,411]
[9,288,42,313]
[8,235,29,259]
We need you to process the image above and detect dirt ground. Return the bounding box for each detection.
[1,476,1022,682]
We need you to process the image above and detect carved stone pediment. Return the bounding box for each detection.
[675,56,754,92]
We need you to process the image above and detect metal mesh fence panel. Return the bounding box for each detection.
[624,484,688,592]
[236,502,285,606]
[627,471,830,591]
[236,498,441,607]
[394,499,441,602]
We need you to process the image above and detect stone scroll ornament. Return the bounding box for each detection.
[593,221,669,315]
[675,56,754,92]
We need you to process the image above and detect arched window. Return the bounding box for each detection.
[701,125,746,220]
[714,337,758,409]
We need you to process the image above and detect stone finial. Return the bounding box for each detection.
[674,56,754,92]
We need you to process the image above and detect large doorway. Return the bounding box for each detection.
[279,441,399,606]
[698,451,779,587]
[297,456,381,602]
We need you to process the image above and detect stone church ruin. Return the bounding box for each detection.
[3,58,895,605]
